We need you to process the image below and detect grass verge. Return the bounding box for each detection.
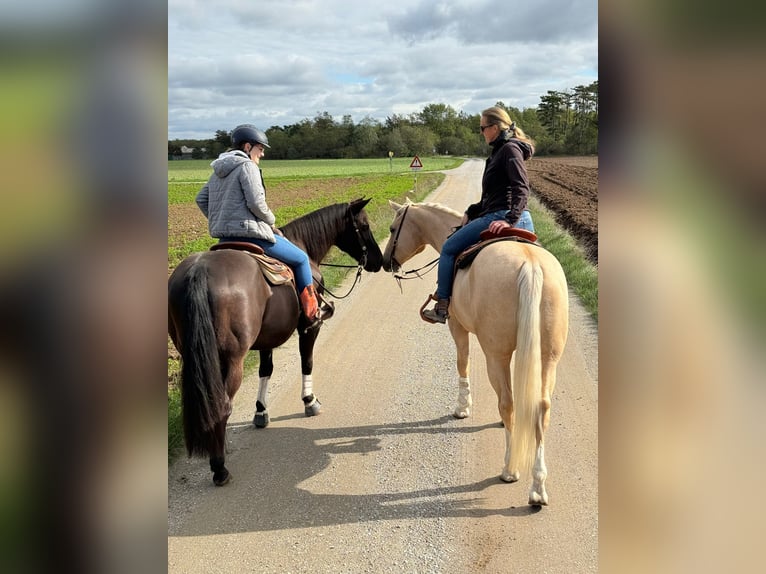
[527,196,598,321]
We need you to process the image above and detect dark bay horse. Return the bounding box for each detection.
[168,198,382,485]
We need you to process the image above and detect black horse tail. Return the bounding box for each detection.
[179,263,226,457]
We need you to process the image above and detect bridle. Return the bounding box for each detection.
[388,204,439,290]
[316,207,371,299]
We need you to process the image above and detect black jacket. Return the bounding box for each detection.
[465,132,534,225]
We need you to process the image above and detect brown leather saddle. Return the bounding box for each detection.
[455,227,541,271]
[210,241,295,286]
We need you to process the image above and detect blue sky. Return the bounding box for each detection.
[168,0,598,139]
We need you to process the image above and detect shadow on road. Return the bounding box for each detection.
[169,416,541,536]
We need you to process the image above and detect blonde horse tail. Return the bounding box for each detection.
[511,260,544,479]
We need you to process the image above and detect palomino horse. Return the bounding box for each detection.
[168,198,383,486]
[382,200,569,505]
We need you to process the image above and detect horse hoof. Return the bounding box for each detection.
[213,469,231,486]
[253,411,270,428]
[304,397,321,417]
[453,408,470,419]
[500,470,519,483]
[529,491,548,506]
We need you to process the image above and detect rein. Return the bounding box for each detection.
[316,262,364,299]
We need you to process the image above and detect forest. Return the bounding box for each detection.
[169,81,597,160]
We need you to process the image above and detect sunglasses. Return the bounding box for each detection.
[480,125,494,132]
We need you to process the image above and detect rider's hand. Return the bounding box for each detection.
[272,226,284,237]
[488,220,511,234]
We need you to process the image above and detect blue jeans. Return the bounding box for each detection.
[219,235,314,291]
[435,210,534,300]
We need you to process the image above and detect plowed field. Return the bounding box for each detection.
[527,156,598,263]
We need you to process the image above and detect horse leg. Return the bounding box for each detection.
[209,394,233,486]
[448,320,472,418]
[528,358,559,506]
[209,353,245,485]
[254,349,274,428]
[298,328,321,416]
[485,354,518,483]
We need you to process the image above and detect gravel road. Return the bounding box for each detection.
[168,159,598,573]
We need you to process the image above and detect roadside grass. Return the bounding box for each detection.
[167,158,598,463]
[527,196,598,321]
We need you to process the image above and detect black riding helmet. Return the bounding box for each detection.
[231,124,270,148]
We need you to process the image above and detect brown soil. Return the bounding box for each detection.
[526,156,598,263]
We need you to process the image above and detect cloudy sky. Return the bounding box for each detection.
[169,0,598,140]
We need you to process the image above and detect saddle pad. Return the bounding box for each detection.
[249,253,294,286]
[479,227,537,243]
[208,242,293,286]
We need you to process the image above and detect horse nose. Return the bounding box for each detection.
[382,257,399,273]
[365,259,382,272]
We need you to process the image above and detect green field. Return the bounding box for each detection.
[168,156,462,182]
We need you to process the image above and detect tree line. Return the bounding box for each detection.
[169,81,597,160]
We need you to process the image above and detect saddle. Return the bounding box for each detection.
[420,227,541,323]
[455,227,540,271]
[210,241,294,286]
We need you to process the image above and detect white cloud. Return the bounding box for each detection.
[169,0,597,139]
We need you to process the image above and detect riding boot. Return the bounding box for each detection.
[299,284,320,322]
[422,297,450,324]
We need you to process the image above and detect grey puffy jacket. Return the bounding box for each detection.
[196,150,276,243]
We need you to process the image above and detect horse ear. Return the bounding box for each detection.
[350,197,371,213]
[389,199,403,211]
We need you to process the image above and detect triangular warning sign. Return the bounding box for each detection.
[409,155,423,169]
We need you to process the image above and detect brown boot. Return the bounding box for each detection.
[299,285,320,322]
[422,297,450,324]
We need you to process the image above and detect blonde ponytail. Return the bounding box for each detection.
[481,105,535,148]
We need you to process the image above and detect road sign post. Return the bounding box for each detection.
[410,155,423,194]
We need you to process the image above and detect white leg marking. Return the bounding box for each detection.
[257,376,270,408]
[529,443,549,505]
[454,376,472,418]
[301,374,313,399]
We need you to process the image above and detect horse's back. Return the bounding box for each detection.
[168,250,273,352]
[452,242,568,353]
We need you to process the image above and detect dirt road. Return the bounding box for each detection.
[168,159,598,573]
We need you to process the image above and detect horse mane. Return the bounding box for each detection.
[281,202,349,263]
[416,201,463,219]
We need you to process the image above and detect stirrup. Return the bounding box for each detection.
[420,294,449,324]
[316,290,335,321]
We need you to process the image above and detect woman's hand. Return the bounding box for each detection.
[488,220,511,234]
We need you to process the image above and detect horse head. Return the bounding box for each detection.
[337,197,383,272]
[382,199,427,272]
